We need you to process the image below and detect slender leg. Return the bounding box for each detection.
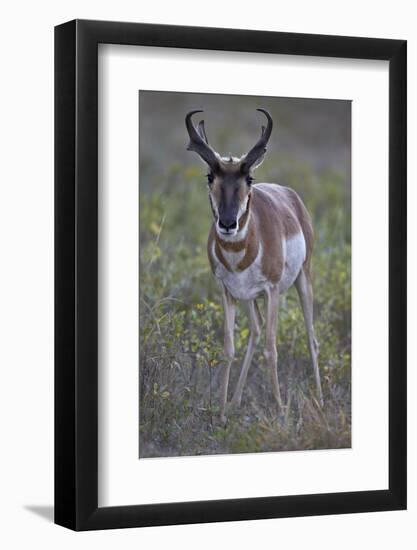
[219,285,236,422]
[295,267,323,406]
[230,299,262,408]
[264,287,283,408]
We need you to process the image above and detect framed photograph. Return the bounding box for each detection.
[55,19,406,530]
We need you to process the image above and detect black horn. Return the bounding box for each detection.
[185,110,219,169]
[241,108,273,171]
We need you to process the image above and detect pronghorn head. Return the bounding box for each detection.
[185,109,273,238]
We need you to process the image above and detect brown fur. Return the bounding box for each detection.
[236,222,258,271]
[213,239,232,272]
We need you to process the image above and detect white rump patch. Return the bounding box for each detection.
[279,232,306,294]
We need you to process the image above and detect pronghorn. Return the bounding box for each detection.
[185,108,323,422]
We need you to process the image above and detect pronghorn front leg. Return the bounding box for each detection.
[230,300,262,408]
[264,287,283,409]
[295,267,323,406]
[219,285,236,423]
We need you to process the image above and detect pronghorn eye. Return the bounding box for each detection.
[206,173,214,184]
[246,175,254,185]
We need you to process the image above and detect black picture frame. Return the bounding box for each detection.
[55,19,407,531]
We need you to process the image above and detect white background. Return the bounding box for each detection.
[99,46,389,506]
[0,1,415,548]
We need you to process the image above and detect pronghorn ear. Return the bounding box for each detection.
[240,152,265,174]
[250,153,266,170]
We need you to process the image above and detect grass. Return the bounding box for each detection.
[139,93,351,458]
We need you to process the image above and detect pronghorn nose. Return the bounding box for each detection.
[219,219,237,231]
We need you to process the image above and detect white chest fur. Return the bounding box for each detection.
[212,231,306,300]
[213,242,268,301]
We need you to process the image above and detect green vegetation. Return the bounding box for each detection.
[139,93,351,457]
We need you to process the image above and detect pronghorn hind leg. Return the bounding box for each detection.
[230,299,261,409]
[295,267,323,406]
[264,287,283,409]
[219,285,236,423]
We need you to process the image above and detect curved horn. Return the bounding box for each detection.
[185,110,219,169]
[241,108,273,171]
